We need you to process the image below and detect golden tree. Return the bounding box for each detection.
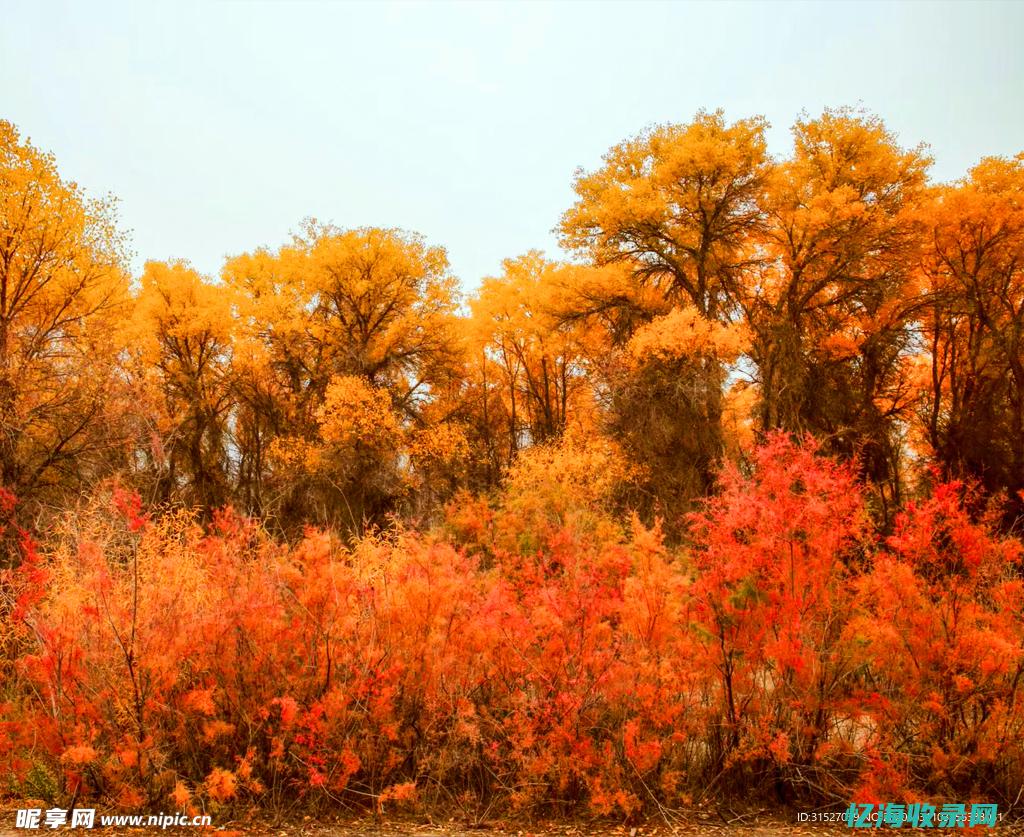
[559,111,770,516]
[746,109,930,520]
[0,121,130,505]
[920,153,1024,522]
[124,260,236,509]
[224,223,463,530]
[463,252,600,484]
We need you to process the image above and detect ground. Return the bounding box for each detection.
[2,806,1022,835]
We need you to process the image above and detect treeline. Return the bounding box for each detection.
[1,110,1023,539]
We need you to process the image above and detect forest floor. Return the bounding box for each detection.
[3,805,1024,836]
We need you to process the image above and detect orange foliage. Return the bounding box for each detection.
[2,108,1024,824]
[2,437,1022,817]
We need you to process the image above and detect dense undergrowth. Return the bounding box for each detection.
[1,436,1022,821]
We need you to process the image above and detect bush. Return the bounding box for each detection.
[2,439,1021,817]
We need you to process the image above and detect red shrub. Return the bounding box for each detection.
[2,442,1022,816]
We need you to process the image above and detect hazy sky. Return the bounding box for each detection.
[2,1,1022,290]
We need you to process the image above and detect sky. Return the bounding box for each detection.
[2,0,1022,291]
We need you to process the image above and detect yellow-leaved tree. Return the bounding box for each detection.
[123,260,236,509]
[224,223,463,531]
[919,153,1024,523]
[0,120,131,509]
[746,109,930,521]
[462,252,602,486]
[558,111,769,520]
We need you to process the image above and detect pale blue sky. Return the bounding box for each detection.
[2,1,1022,290]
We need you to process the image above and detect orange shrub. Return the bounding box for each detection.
[2,438,1022,817]
[848,482,1024,802]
